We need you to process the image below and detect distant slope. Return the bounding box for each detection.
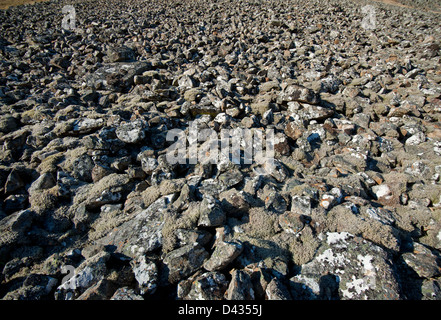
[0,0,49,9]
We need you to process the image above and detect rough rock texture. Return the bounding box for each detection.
[1,0,441,301]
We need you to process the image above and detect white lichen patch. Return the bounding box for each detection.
[358,254,374,272]
[316,248,349,272]
[341,276,371,299]
[326,232,352,247]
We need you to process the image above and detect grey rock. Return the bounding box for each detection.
[290,232,400,300]
[106,46,135,63]
[96,195,172,258]
[266,278,292,300]
[0,115,19,133]
[55,251,110,300]
[402,242,441,279]
[226,269,255,300]
[182,271,229,300]
[2,274,57,300]
[278,84,320,105]
[163,243,209,284]
[4,170,24,194]
[130,255,158,295]
[204,240,243,271]
[116,119,147,144]
[110,287,144,300]
[421,279,441,300]
[85,62,151,91]
[198,195,226,227]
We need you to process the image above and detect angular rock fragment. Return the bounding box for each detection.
[163,243,209,284]
[203,240,243,271]
[290,232,400,300]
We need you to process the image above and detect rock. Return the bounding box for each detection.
[137,150,158,175]
[402,242,441,279]
[0,209,35,259]
[278,211,305,234]
[76,279,115,300]
[371,184,392,201]
[181,271,229,300]
[3,194,28,214]
[163,243,209,284]
[1,0,441,301]
[85,62,151,91]
[106,46,135,63]
[278,84,320,105]
[421,279,441,300]
[28,172,56,196]
[130,255,158,295]
[110,287,144,300]
[226,269,255,300]
[0,115,19,133]
[96,195,171,258]
[2,274,57,300]
[198,195,226,227]
[4,170,24,194]
[266,278,292,300]
[285,122,304,141]
[55,251,110,300]
[116,119,147,144]
[290,232,400,300]
[203,240,243,271]
[76,173,132,210]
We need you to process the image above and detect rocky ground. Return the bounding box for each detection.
[1,0,441,300]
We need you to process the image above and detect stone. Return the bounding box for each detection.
[278,84,320,105]
[55,251,110,300]
[198,195,226,227]
[2,274,58,300]
[278,211,305,235]
[106,46,135,63]
[163,243,209,284]
[226,269,255,300]
[85,62,151,91]
[0,115,19,133]
[96,196,171,258]
[203,240,243,271]
[290,232,400,300]
[181,271,229,300]
[110,287,144,300]
[4,170,24,194]
[421,279,441,300]
[266,278,292,300]
[402,242,441,279]
[116,119,147,144]
[130,255,158,295]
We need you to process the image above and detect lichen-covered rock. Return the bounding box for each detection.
[402,242,441,279]
[110,287,144,300]
[203,240,243,271]
[55,251,110,300]
[130,255,158,295]
[115,119,147,144]
[226,269,255,300]
[290,232,400,300]
[181,271,229,300]
[163,243,209,284]
[198,195,226,227]
[95,195,172,258]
